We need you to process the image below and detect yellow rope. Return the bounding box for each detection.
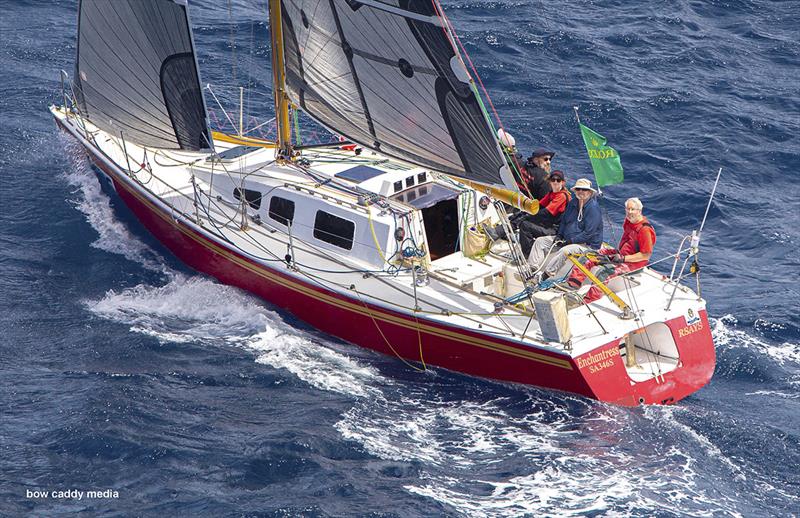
[367,206,386,262]
[413,313,427,370]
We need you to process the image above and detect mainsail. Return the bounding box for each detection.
[74,0,210,151]
[278,0,515,188]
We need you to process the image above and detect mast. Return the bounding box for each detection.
[268,0,293,157]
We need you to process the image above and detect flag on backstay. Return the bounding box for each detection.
[579,123,624,187]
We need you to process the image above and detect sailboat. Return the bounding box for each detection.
[51,0,715,405]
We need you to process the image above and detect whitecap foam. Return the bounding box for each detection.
[712,315,800,368]
[249,330,383,399]
[645,406,746,482]
[87,273,382,398]
[743,389,800,399]
[335,388,758,517]
[59,136,166,272]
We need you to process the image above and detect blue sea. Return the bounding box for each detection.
[1,0,798,515]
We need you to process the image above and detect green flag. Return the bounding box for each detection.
[579,123,624,187]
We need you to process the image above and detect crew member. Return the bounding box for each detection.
[524,148,555,200]
[517,169,571,256]
[568,197,656,303]
[528,178,603,279]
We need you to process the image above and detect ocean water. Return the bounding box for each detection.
[1,0,799,516]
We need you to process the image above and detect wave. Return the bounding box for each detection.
[335,388,763,517]
[59,135,168,274]
[86,273,383,399]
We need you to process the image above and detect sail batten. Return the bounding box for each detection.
[279,0,512,187]
[75,0,210,151]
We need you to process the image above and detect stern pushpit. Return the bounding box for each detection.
[620,322,680,382]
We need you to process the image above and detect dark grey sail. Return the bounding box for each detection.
[279,0,515,188]
[74,0,210,151]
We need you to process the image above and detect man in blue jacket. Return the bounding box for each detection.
[528,178,603,279]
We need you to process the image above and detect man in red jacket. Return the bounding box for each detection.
[567,197,656,303]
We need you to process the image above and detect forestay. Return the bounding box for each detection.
[279,0,515,188]
[74,0,210,151]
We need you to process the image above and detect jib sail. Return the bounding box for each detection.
[74,0,210,151]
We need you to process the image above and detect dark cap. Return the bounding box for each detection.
[531,148,556,159]
[549,169,565,181]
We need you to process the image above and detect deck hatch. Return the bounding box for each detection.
[335,165,385,183]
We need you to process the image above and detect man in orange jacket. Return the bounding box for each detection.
[567,197,656,303]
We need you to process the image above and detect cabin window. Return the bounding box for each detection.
[233,187,262,210]
[314,211,355,250]
[405,176,415,188]
[268,196,295,226]
[393,180,403,193]
[417,172,427,184]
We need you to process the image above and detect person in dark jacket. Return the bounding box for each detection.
[523,148,555,200]
[528,178,603,279]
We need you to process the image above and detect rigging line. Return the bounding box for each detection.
[414,312,428,370]
[622,276,662,378]
[246,11,257,132]
[206,85,239,133]
[228,0,237,81]
[243,116,277,136]
[351,286,427,371]
[367,206,387,263]
[601,201,619,246]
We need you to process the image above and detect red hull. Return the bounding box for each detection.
[56,117,715,405]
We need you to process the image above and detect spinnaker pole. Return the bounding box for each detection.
[268,0,292,157]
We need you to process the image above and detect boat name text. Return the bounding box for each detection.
[578,347,619,374]
[677,320,704,338]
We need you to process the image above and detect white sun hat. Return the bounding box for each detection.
[572,178,596,192]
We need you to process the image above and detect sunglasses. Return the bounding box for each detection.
[540,157,551,162]
[574,188,591,192]
[549,178,563,182]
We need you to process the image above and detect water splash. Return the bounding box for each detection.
[87,273,383,398]
[59,135,167,273]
